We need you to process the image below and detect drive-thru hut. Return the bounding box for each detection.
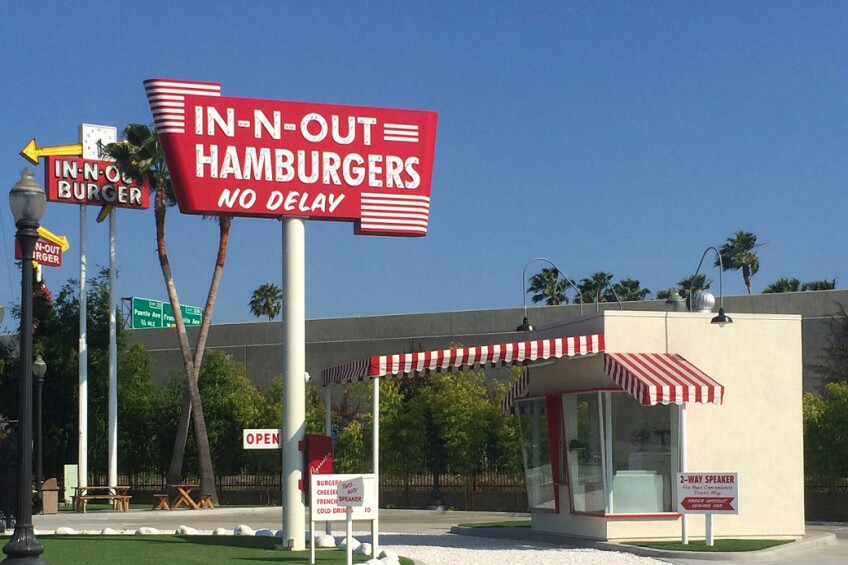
[321,310,804,542]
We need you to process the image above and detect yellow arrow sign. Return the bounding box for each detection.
[37,226,70,252]
[20,138,83,165]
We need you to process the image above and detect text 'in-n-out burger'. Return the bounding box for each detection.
[144,79,438,237]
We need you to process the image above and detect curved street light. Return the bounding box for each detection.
[517,257,583,332]
[691,246,733,326]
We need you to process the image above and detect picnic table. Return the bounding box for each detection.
[73,486,131,513]
[168,484,203,510]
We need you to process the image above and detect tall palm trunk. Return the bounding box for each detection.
[154,187,231,503]
[743,265,753,295]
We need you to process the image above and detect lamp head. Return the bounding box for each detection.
[711,307,733,326]
[33,354,47,380]
[9,168,46,225]
[516,317,534,332]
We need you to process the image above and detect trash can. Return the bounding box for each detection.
[41,478,59,515]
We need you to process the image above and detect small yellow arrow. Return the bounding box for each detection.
[20,138,83,165]
[37,226,70,252]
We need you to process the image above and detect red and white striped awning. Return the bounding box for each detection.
[321,334,605,387]
[501,367,531,415]
[603,352,724,406]
[502,350,725,414]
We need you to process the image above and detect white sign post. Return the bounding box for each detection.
[677,472,738,546]
[309,473,376,565]
[338,477,366,565]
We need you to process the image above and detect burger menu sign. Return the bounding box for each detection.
[144,79,438,236]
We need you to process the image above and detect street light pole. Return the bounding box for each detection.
[2,168,48,565]
[32,356,47,495]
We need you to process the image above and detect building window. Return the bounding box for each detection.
[515,398,555,510]
[563,393,605,512]
[564,391,679,514]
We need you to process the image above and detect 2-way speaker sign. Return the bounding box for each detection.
[145,79,438,237]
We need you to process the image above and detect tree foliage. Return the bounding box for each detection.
[577,272,614,304]
[612,278,651,302]
[763,277,801,294]
[527,267,569,305]
[717,230,761,294]
[804,383,848,479]
[249,283,283,321]
[802,279,836,291]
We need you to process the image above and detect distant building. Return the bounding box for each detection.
[130,289,847,394]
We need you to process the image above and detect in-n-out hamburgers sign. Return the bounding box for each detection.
[144,79,438,236]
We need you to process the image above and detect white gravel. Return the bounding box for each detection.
[372,533,663,565]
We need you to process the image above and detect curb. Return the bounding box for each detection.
[450,525,837,562]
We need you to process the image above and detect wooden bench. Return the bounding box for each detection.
[73,487,131,513]
[75,494,131,513]
[198,493,214,509]
[153,493,170,510]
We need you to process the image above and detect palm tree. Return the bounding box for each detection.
[249,283,283,320]
[717,231,761,294]
[613,278,651,302]
[527,267,569,305]
[577,272,614,304]
[103,124,232,503]
[763,278,800,294]
[802,279,836,291]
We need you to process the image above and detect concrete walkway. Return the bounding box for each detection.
[452,521,847,564]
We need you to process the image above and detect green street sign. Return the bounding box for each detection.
[129,297,202,329]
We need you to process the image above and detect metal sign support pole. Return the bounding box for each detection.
[680,403,688,544]
[372,376,380,558]
[282,217,306,550]
[108,208,118,487]
[78,205,88,488]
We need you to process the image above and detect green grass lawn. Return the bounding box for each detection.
[20,535,413,564]
[627,539,793,552]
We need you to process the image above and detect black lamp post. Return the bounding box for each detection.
[2,168,48,565]
[32,355,47,495]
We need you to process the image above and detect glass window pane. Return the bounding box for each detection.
[564,393,605,513]
[608,394,678,513]
[515,399,555,510]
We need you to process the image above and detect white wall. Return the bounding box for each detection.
[525,311,804,540]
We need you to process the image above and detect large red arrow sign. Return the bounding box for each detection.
[681,497,735,512]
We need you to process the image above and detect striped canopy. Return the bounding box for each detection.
[321,334,605,387]
[603,352,724,406]
[502,350,725,413]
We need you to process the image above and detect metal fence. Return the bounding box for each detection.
[89,468,524,493]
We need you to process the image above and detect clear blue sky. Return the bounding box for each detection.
[1,2,847,327]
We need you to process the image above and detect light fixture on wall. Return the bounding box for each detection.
[517,257,583,332]
[691,246,733,326]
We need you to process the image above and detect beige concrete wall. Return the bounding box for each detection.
[524,311,804,540]
[666,312,805,539]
